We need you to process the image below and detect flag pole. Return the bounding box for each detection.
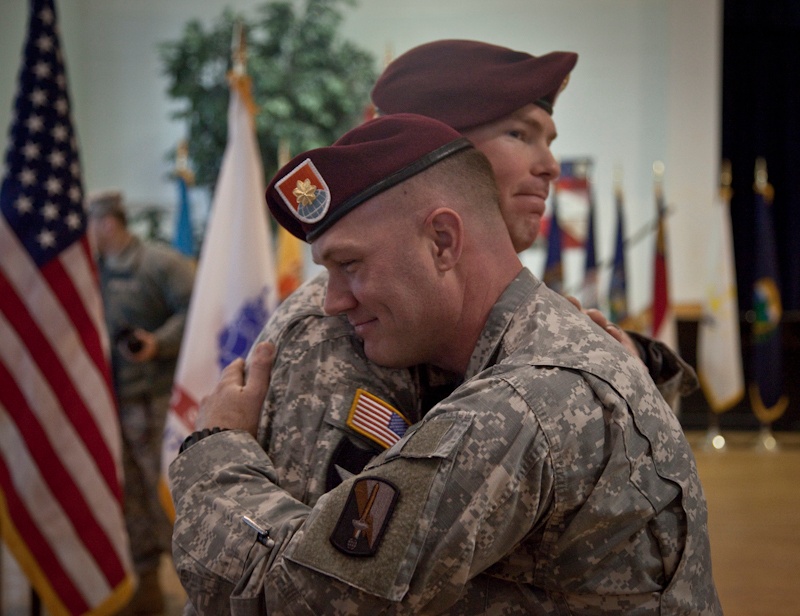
[163,14,278,485]
[228,20,258,118]
[232,19,246,76]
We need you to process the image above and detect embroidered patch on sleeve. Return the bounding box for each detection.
[347,389,411,449]
[330,477,399,556]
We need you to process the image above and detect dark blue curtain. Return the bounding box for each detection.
[723,0,800,313]
[721,0,800,430]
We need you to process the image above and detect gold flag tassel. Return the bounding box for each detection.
[749,384,789,425]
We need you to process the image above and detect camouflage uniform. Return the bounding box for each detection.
[170,269,720,615]
[251,271,437,506]
[627,331,697,409]
[99,235,194,574]
[252,270,693,508]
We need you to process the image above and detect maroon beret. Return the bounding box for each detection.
[371,39,578,131]
[266,113,472,241]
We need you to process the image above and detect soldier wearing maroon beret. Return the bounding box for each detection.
[370,39,697,406]
[171,113,721,614]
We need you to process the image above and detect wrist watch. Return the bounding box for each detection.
[179,427,229,454]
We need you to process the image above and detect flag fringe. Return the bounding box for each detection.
[697,371,743,414]
[748,383,788,425]
[227,72,258,118]
[0,491,135,616]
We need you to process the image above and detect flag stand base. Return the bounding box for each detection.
[755,424,779,453]
[701,413,726,453]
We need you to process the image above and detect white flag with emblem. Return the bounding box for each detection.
[697,187,744,412]
[162,73,277,497]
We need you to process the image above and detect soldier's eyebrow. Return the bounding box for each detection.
[312,240,359,266]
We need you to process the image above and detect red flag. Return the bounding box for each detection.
[651,179,677,348]
[0,1,134,614]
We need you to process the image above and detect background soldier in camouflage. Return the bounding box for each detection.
[249,39,695,514]
[170,114,721,614]
[87,190,195,614]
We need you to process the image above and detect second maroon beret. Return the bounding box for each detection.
[371,39,578,131]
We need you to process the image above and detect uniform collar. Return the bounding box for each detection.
[464,269,541,380]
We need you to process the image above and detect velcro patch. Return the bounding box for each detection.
[347,389,410,449]
[330,477,399,556]
[274,158,330,223]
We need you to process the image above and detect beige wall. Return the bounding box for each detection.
[0,0,721,311]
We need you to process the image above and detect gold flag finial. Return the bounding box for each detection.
[720,159,733,202]
[753,157,774,203]
[232,20,247,76]
[175,139,195,185]
[383,43,394,69]
[653,160,665,200]
[613,163,624,199]
[278,138,291,167]
[227,21,258,118]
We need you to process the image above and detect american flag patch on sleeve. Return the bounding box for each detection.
[346,389,411,449]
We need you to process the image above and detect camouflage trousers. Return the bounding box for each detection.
[119,391,173,573]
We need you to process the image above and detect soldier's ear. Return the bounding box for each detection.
[426,207,462,272]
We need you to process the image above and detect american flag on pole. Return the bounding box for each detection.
[0,0,134,614]
[162,64,278,489]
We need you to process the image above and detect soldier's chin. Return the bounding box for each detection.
[363,342,407,370]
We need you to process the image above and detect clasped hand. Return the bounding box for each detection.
[195,341,276,438]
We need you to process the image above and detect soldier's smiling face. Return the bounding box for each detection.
[312,181,458,371]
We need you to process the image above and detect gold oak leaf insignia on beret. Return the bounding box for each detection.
[293,179,317,206]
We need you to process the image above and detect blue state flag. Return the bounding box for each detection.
[608,188,629,325]
[749,164,788,424]
[543,192,563,295]
[580,193,599,310]
[172,174,194,256]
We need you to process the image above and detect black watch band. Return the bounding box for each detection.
[179,427,229,454]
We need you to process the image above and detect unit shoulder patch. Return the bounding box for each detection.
[330,477,399,556]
